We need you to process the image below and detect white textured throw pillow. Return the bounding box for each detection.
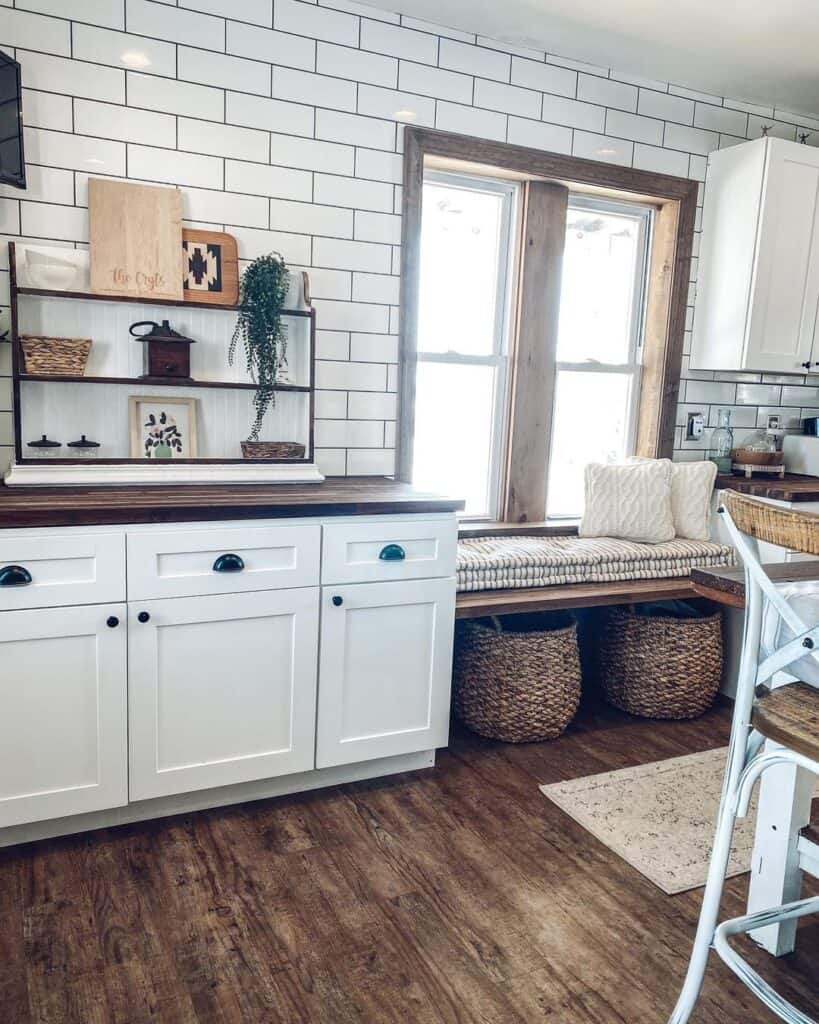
[628,458,717,541]
[579,460,675,543]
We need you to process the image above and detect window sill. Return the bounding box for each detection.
[458,519,580,539]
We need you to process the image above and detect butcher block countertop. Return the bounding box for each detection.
[692,561,819,608]
[716,472,819,502]
[0,478,465,529]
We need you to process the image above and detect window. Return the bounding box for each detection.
[546,197,652,518]
[399,128,697,526]
[410,171,519,518]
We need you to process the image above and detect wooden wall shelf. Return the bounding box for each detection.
[7,242,319,477]
[16,286,312,317]
[19,373,310,393]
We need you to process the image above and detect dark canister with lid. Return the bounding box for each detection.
[66,435,101,459]
[26,434,61,459]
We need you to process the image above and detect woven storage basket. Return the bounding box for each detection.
[453,612,582,742]
[21,336,91,375]
[723,490,819,557]
[598,602,723,719]
[241,441,305,459]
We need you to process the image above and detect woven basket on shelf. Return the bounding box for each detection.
[241,441,305,459]
[21,336,91,375]
[453,612,582,743]
[598,602,723,720]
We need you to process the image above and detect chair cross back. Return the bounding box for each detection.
[669,490,819,1024]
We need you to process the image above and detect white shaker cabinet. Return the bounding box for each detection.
[128,588,320,801]
[0,500,460,844]
[691,136,819,373]
[316,577,456,769]
[0,603,128,828]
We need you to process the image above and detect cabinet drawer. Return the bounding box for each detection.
[322,518,457,585]
[127,523,320,600]
[0,532,125,611]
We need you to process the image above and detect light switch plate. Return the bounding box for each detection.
[687,411,705,440]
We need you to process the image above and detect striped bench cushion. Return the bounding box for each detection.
[457,535,735,593]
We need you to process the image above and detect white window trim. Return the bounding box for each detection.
[545,194,654,520]
[416,169,521,521]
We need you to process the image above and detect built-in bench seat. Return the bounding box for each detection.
[455,535,735,619]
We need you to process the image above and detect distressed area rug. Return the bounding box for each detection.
[540,747,756,895]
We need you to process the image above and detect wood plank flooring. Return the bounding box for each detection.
[2,700,818,1023]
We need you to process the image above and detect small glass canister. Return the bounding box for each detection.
[66,435,101,459]
[26,434,61,459]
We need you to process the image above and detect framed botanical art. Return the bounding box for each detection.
[129,396,198,460]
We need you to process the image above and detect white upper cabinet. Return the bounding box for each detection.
[691,137,819,373]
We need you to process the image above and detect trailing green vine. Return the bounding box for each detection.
[229,252,290,442]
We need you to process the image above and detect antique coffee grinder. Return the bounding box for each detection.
[130,319,196,383]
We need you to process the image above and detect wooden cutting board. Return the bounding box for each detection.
[89,179,183,301]
[182,229,239,305]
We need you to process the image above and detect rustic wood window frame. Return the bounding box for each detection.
[397,126,699,522]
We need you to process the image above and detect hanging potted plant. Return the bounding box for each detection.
[229,252,305,459]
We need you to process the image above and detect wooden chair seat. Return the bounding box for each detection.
[751,682,819,762]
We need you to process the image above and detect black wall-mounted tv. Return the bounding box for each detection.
[0,51,26,190]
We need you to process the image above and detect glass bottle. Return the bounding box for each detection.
[709,409,734,473]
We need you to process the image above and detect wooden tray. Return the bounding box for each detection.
[182,229,239,306]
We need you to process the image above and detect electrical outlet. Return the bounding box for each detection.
[686,412,705,440]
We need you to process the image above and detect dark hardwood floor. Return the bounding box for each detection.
[2,699,818,1023]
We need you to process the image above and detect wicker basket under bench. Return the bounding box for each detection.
[452,534,733,735]
[597,601,724,719]
[453,612,582,742]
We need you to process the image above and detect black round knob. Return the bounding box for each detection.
[332,595,343,607]
[803,361,813,369]
[106,616,119,628]
[803,637,814,649]
[138,611,150,623]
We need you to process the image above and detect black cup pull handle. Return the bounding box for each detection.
[379,543,406,562]
[0,564,32,587]
[213,553,245,573]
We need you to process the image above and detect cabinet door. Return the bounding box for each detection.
[747,142,819,371]
[129,588,319,800]
[0,604,127,829]
[316,578,456,769]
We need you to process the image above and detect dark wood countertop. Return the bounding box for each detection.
[716,473,819,502]
[0,478,465,529]
[692,562,819,608]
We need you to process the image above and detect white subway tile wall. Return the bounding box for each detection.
[2,0,819,476]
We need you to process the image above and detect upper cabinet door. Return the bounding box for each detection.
[0,603,127,829]
[745,142,819,372]
[128,588,319,801]
[316,578,456,769]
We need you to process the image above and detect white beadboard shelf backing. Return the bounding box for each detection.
[3,0,819,477]
[5,243,322,485]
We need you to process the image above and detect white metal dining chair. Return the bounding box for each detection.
[669,490,819,1024]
